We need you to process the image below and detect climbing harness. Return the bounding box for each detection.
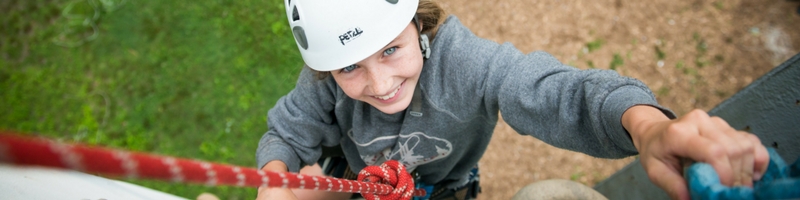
[413,166,481,200]
[0,132,426,200]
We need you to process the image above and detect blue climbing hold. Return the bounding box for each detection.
[687,148,800,200]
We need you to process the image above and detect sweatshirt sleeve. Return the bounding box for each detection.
[256,67,342,172]
[431,16,676,158]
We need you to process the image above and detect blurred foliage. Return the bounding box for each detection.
[610,53,624,70]
[0,0,303,199]
[655,45,666,60]
[585,39,604,53]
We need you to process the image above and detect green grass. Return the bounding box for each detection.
[693,32,710,68]
[586,39,604,53]
[657,86,670,97]
[1,0,303,199]
[714,1,725,10]
[654,45,666,60]
[610,53,624,70]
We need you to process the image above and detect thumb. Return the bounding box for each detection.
[644,159,690,200]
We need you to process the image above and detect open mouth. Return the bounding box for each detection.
[373,80,405,101]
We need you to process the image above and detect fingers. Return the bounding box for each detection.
[731,130,755,186]
[697,115,742,186]
[636,109,770,199]
[748,134,770,180]
[674,129,734,185]
[674,110,765,188]
[708,117,756,186]
[644,159,690,200]
[663,111,732,186]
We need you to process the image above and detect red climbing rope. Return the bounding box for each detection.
[0,132,425,200]
[358,160,417,200]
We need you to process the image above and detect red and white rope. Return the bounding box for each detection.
[358,160,417,200]
[0,132,425,199]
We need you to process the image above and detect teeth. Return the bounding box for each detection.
[375,88,400,100]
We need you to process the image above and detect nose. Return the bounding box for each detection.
[364,64,393,96]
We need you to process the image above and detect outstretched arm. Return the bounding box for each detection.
[622,105,770,200]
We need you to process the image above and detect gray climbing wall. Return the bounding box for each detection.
[594,53,800,199]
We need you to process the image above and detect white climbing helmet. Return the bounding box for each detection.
[285,0,419,71]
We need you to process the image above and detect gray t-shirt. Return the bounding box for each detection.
[256,15,675,188]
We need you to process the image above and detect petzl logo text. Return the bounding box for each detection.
[339,27,363,45]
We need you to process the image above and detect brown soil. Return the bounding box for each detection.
[435,0,800,199]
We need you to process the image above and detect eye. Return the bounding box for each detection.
[383,46,397,56]
[340,64,359,73]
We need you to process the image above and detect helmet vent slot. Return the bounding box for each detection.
[292,6,300,21]
[385,0,398,4]
[292,26,308,50]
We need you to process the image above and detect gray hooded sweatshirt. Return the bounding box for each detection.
[257,16,675,188]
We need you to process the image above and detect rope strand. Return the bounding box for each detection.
[0,132,425,199]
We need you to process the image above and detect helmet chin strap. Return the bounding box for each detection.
[409,15,427,117]
[414,15,431,59]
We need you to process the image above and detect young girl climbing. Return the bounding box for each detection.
[256,0,770,199]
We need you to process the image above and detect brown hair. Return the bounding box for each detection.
[415,0,447,39]
[309,0,447,80]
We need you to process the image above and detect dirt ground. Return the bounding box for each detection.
[434,0,800,199]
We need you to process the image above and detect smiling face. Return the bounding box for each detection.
[330,22,423,114]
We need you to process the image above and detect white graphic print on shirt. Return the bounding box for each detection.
[348,131,452,172]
